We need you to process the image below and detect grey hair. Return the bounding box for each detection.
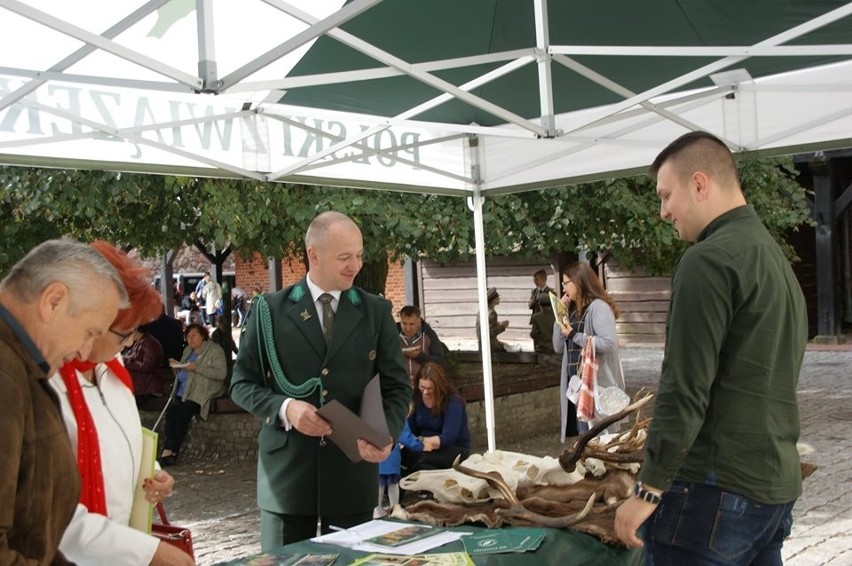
[0,238,129,312]
[305,211,359,249]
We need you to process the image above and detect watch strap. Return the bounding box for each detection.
[633,481,661,505]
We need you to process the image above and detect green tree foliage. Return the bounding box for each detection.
[0,156,812,280]
[0,167,197,268]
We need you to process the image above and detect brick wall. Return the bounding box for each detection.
[235,252,404,307]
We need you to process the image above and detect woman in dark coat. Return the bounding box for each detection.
[123,323,164,408]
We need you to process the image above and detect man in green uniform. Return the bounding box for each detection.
[230,211,411,548]
[615,132,807,563]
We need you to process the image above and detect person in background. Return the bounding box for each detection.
[211,317,238,390]
[554,262,624,436]
[123,323,164,408]
[529,294,556,354]
[230,211,411,548]
[193,277,207,325]
[231,286,248,328]
[159,323,227,466]
[0,238,126,564]
[199,272,222,327]
[402,362,471,474]
[397,305,446,388]
[615,132,808,562]
[476,287,509,352]
[527,269,554,324]
[146,307,186,367]
[51,241,193,566]
[176,291,200,326]
[375,416,423,519]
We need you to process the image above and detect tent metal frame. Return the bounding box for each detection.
[2,0,852,451]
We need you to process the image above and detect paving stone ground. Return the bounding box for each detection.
[163,347,852,565]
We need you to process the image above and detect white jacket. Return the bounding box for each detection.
[49,360,159,566]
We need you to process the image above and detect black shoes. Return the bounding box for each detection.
[159,454,177,467]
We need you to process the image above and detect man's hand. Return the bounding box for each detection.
[357,438,392,463]
[286,400,332,437]
[150,540,195,565]
[614,497,658,547]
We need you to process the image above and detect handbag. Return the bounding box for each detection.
[152,501,195,559]
[576,336,597,422]
[576,336,629,422]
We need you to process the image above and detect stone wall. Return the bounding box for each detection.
[143,384,561,462]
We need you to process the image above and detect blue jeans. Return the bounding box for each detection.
[643,481,795,565]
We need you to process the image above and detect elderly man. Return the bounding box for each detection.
[231,211,411,548]
[0,238,127,564]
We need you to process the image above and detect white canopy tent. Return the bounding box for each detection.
[2,0,852,450]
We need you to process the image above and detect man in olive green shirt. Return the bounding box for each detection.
[615,132,807,563]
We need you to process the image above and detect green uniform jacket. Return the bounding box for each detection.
[229,280,411,516]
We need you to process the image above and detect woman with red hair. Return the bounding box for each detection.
[49,241,194,566]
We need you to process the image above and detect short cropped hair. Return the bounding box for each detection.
[0,238,128,312]
[184,322,209,340]
[305,211,359,249]
[399,305,421,319]
[649,131,740,189]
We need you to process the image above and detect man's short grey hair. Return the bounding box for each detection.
[0,238,129,312]
[305,211,359,249]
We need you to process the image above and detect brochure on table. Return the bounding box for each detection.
[311,520,468,556]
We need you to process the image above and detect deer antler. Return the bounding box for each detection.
[559,393,654,473]
[452,455,521,506]
[496,493,597,527]
[452,455,598,527]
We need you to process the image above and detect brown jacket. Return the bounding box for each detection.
[0,317,79,565]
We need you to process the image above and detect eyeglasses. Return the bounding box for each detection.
[109,328,136,345]
[562,279,573,286]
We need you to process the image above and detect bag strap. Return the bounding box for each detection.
[156,501,170,526]
[254,291,324,405]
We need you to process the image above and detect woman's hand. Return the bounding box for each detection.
[422,436,441,452]
[150,541,195,566]
[143,470,175,504]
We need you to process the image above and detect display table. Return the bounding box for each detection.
[217,522,642,565]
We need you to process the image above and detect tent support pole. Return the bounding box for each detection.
[468,135,496,453]
[196,0,219,92]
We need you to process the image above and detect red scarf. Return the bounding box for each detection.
[58,357,134,516]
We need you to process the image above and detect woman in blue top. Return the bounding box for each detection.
[403,362,471,474]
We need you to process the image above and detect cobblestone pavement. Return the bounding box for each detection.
[164,347,852,565]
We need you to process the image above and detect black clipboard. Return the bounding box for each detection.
[316,375,392,462]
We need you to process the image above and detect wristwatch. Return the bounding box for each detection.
[633,481,661,505]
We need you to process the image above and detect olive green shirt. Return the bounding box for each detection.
[639,205,807,504]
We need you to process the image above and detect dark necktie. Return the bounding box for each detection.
[318,293,335,344]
